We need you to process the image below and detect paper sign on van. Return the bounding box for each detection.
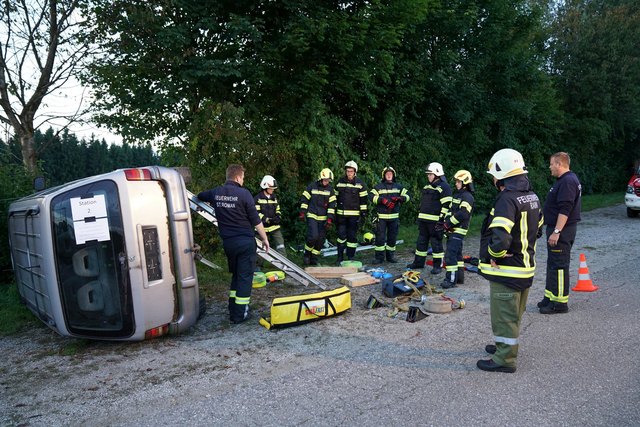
[70,195,110,244]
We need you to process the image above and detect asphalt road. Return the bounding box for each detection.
[2,203,639,426]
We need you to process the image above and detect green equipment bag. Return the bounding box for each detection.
[259,286,351,330]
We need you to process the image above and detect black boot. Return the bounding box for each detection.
[336,249,344,266]
[373,252,385,264]
[441,271,457,289]
[303,251,312,266]
[456,268,465,284]
[407,255,426,269]
[386,250,398,263]
[310,255,319,266]
[431,258,443,275]
[539,302,569,314]
[537,297,551,308]
[230,303,250,324]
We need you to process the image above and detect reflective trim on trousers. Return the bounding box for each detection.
[495,335,518,345]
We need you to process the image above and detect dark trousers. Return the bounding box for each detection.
[337,216,359,259]
[305,218,327,256]
[416,221,445,263]
[545,223,577,304]
[375,218,399,260]
[223,237,257,321]
[444,234,464,278]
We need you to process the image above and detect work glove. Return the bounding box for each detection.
[380,198,390,207]
[443,222,453,233]
[386,201,396,210]
[271,216,281,225]
[264,217,271,225]
[325,218,333,229]
[391,196,402,204]
[299,211,306,221]
[434,222,445,232]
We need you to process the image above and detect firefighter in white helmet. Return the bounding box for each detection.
[477,148,543,373]
[439,169,475,288]
[299,168,336,265]
[335,160,368,264]
[369,166,410,264]
[254,175,286,269]
[407,162,452,272]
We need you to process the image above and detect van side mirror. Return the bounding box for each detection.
[33,176,46,191]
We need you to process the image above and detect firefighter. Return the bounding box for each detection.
[370,166,410,264]
[477,148,543,373]
[335,160,368,264]
[299,168,337,266]
[254,175,286,270]
[407,162,452,273]
[439,169,474,288]
[197,164,270,324]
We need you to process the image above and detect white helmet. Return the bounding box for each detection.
[260,175,278,189]
[487,148,528,180]
[426,162,444,176]
[344,160,358,173]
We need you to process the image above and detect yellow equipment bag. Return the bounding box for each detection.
[259,286,351,330]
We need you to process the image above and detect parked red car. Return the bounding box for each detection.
[625,165,640,217]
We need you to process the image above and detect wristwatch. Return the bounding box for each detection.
[553,228,561,234]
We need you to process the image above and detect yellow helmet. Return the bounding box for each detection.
[319,168,334,181]
[454,170,473,185]
[381,166,396,180]
[363,232,374,244]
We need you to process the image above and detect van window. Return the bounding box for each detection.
[51,180,134,338]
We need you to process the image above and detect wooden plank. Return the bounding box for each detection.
[346,276,379,287]
[304,266,358,278]
[340,272,370,285]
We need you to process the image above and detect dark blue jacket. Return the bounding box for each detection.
[198,180,260,240]
[544,171,582,226]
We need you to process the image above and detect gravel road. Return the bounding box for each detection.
[1,203,639,426]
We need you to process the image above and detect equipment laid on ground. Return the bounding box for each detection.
[304,266,359,278]
[259,286,351,330]
[406,305,429,322]
[253,272,267,288]
[340,272,379,287]
[424,296,452,313]
[265,271,286,283]
[366,294,387,309]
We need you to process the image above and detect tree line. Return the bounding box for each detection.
[80,0,638,212]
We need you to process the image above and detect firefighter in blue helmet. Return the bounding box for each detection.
[197,164,270,324]
[370,166,410,264]
[477,148,543,373]
[299,168,337,266]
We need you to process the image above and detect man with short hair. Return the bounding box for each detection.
[538,152,582,314]
[197,164,270,324]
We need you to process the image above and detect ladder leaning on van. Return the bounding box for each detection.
[187,191,327,290]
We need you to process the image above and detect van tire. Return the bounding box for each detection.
[198,295,207,319]
[628,207,639,218]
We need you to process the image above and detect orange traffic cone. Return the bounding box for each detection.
[572,253,599,292]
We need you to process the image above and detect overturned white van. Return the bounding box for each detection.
[8,166,201,341]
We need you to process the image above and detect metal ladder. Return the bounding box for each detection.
[186,190,327,290]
